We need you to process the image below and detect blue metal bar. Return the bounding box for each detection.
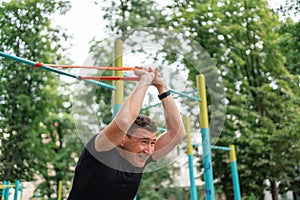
[211,146,231,151]
[113,104,122,118]
[229,145,241,200]
[158,127,167,132]
[197,74,215,199]
[231,161,241,200]
[0,52,34,66]
[185,115,198,200]
[141,89,199,111]
[84,79,115,90]
[193,144,231,151]
[13,180,20,200]
[201,128,214,200]
[4,182,10,200]
[0,52,79,78]
[40,65,79,79]
[0,51,115,90]
[170,89,201,102]
[2,181,7,200]
[183,89,198,94]
[140,102,162,111]
[188,154,198,200]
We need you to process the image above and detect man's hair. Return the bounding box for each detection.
[127,114,157,136]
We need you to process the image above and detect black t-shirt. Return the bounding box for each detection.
[67,135,153,200]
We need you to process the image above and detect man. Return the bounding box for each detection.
[68,67,185,200]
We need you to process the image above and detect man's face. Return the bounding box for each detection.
[119,128,157,167]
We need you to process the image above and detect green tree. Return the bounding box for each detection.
[101,0,166,39]
[279,0,300,16]
[164,0,300,199]
[278,19,300,197]
[90,0,300,199]
[278,20,300,75]
[137,166,174,200]
[35,99,82,199]
[0,0,81,199]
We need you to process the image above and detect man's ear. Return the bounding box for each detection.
[118,136,126,147]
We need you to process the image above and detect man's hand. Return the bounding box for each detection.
[95,66,156,152]
[150,68,167,93]
[134,66,155,83]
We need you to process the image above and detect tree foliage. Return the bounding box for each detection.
[0,0,81,199]
[98,0,300,200]
[279,0,300,16]
[101,0,166,39]
[164,0,300,199]
[278,20,300,75]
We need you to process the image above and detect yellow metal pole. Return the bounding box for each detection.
[113,39,124,117]
[197,74,209,128]
[229,145,241,200]
[57,180,62,200]
[229,145,237,162]
[184,116,198,200]
[196,74,215,200]
[1,183,5,200]
[185,116,193,155]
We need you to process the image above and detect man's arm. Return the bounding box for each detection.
[95,67,155,152]
[152,69,186,160]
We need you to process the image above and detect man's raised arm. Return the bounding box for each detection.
[152,68,186,160]
[95,67,155,152]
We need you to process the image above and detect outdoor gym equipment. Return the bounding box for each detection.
[0,39,241,200]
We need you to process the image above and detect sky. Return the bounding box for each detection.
[53,0,290,65]
[52,0,106,64]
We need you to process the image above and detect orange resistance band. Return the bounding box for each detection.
[79,76,139,81]
[34,62,139,81]
[42,64,136,71]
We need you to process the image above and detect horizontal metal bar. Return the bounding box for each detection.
[83,79,115,90]
[0,52,115,90]
[170,89,201,102]
[192,144,231,151]
[211,146,231,151]
[158,127,167,132]
[43,64,135,71]
[140,102,162,111]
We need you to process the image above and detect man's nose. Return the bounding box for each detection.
[143,144,154,154]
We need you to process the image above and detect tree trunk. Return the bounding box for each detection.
[270,180,279,200]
